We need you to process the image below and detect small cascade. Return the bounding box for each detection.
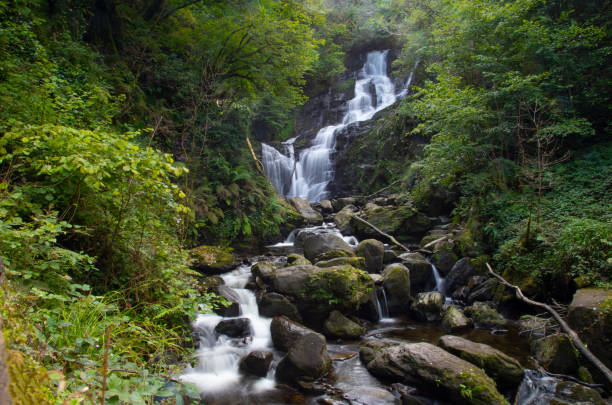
[375,286,391,321]
[262,50,402,202]
[515,369,560,405]
[431,263,446,294]
[267,222,358,254]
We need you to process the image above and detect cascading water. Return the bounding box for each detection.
[262,50,400,202]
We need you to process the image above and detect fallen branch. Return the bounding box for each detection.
[538,367,604,390]
[246,136,265,176]
[486,262,612,388]
[423,235,448,249]
[353,180,402,200]
[352,215,409,253]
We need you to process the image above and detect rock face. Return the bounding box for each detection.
[190,245,238,274]
[323,310,365,339]
[270,315,318,352]
[382,263,411,314]
[302,233,354,262]
[444,258,477,294]
[257,292,302,322]
[411,292,444,322]
[438,335,524,389]
[465,301,507,329]
[442,306,471,332]
[288,197,323,224]
[214,318,251,338]
[398,252,432,294]
[276,332,332,383]
[356,239,385,273]
[239,350,273,377]
[363,342,506,405]
[531,333,579,374]
[567,288,612,369]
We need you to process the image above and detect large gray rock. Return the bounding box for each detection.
[398,252,432,294]
[441,305,471,332]
[214,285,241,316]
[356,239,385,273]
[343,387,399,405]
[531,333,579,374]
[271,264,322,297]
[275,332,332,383]
[467,278,501,304]
[289,197,323,224]
[214,318,251,338]
[319,199,333,213]
[431,244,458,277]
[439,335,524,388]
[411,292,444,322]
[464,301,507,329]
[445,258,477,294]
[239,350,273,377]
[315,256,366,270]
[323,310,365,339]
[257,292,302,322]
[334,204,356,233]
[251,260,279,285]
[270,315,317,352]
[382,263,411,314]
[364,342,506,405]
[302,233,354,262]
[286,254,311,266]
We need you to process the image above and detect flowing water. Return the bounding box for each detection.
[262,50,400,202]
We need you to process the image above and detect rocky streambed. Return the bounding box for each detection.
[184,195,611,405]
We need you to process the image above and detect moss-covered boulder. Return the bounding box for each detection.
[465,302,507,330]
[398,252,432,294]
[257,292,302,322]
[334,204,356,233]
[567,288,612,370]
[251,260,279,285]
[442,306,471,332]
[531,333,579,374]
[286,253,311,266]
[356,239,385,273]
[411,292,444,322]
[190,245,238,274]
[349,205,431,242]
[382,263,411,314]
[288,197,323,224]
[439,335,524,389]
[431,243,458,277]
[276,332,332,383]
[302,233,354,262]
[315,256,366,270]
[323,310,365,339]
[364,342,507,405]
[314,249,354,262]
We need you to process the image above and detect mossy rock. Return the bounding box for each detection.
[531,333,579,374]
[287,254,311,266]
[464,302,507,330]
[315,256,366,270]
[190,245,238,274]
[350,205,430,242]
[323,310,365,339]
[315,249,353,262]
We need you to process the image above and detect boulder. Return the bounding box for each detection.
[334,205,356,233]
[332,197,359,212]
[276,332,332,383]
[359,339,400,366]
[445,258,477,295]
[531,333,579,374]
[319,199,333,213]
[451,286,470,302]
[315,256,366,270]
[190,245,238,274]
[286,253,311,266]
[441,306,471,332]
[214,285,240,316]
[464,302,507,329]
[349,205,432,242]
[382,263,411,314]
[239,350,273,377]
[411,292,444,322]
[314,249,354,262]
[356,239,385,273]
[439,335,524,388]
[364,342,506,405]
[430,245,458,277]
[270,315,318,352]
[382,249,398,264]
[251,260,279,284]
[271,264,322,298]
[567,288,612,369]
[515,369,606,405]
[257,292,302,322]
[467,278,501,304]
[303,233,354,262]
[398,252,432,294]
[214,318,251,338]
[294,230,315,250]
[343,387,399,405]
[289,197,323,224]
[323,310,365,339]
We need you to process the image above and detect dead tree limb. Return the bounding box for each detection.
[486,262,612,387]
[246,136,265,176]
[423,235,448,249]
[355,180,402,200]
[352,215,409,253]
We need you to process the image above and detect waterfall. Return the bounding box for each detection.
[262,50,400,202]
[376,286,390,321]
[431,264,446,294]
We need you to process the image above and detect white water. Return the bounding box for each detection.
[181,264,275,395]
[262,50,400,202]
[268,222,358,249]
[431,263,446,294]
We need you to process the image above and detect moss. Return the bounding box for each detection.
[190,245,238,272]
[315,249,353,261]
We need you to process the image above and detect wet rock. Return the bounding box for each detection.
[271,315,319,352]
[430,246,457,277]
[214,285,240,316]
[567,288,612,369]
[271,264,323,297]
[294,230,315,250]
[444,258,477,295]
[343,387,399,405]
[383,249,398,264]
[441,305,471,332]
[315,249,354,262]
[251,260,279,284]
[195,275,224,295]
[356,239,385,273]
[518,315,554,342]
[287,253,311,266]
[190,245,238,274]
[411,292,444,322]
[531,333,579,374]
[398,252,431,294]
[332,197,359,212]
[334,204,357,233]
[257,292,302,322]
[303,233,354,262]
[323,310,365,339]
[320,199,333,213]
[214,318,251,338]
[467,278,501,304]
[359,339,400,367]
[439,335,524,388]
[515,369,606,405]
[239,350,273,377]
[276,332,332,383]
[451,286,470,302]
[365,342,506,405]
[464,301,507,329]
[289,197,324,224]
[315,256,366,270]
[382,263,411,314]
[390,383,424,405]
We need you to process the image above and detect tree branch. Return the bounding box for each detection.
[352,215,409,253]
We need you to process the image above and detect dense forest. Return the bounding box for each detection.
[0,0,610,404]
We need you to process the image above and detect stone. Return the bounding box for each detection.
[239,350,273,377]
[430,246,458,277]
[332,197,359,212]
[382,263,411,314]
[275,332,332,383]
[323,310,365,339]
[467,278,501,304]
[464,302,507,329]
[343,387,399,405]
[411,292,444,322]
[294,230,315,250]
[515,369,606,405]
[441,305,471,332]
[214,318,251,338]
[398,252,432,294]
[315,256,366,270]
[451,286,470,302]
[444,258,477,295]
[270,315,318,352]
[364,342,506,405]
[190,245,238,274]
[334,205,356,234]
[314,249,354,262]
[439,335,524,388]
[195,275,224,295]
[382,249,398,264]
[251,260,279,284]
[257,292,302,322]
[359,339,400,366]
[531,333,579,374]
[320,199,333,213]
[289,197,323,224]
[356,239,385,273]
[214,285,240,316]
[303,233,354,262]
[567,288,612,369]
[286,253,311,266]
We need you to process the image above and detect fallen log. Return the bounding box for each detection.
[486,262,612,388]
[352,215,409,253]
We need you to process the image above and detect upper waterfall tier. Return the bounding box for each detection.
[262,50,399,202]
